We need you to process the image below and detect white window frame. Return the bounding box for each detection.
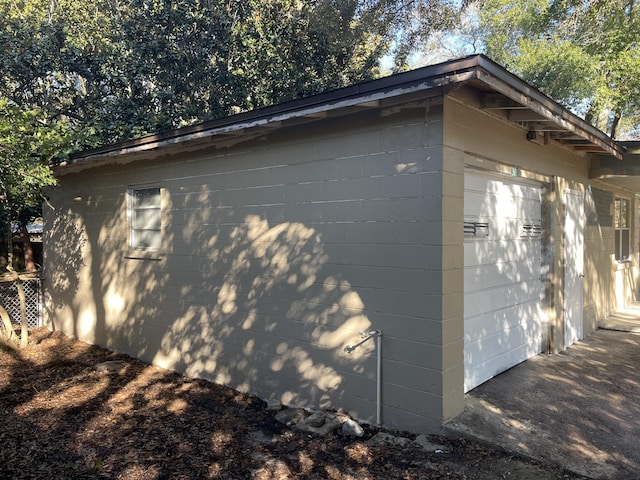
[614,197,631,262]
[128,185,162,252]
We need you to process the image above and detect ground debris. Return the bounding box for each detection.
[0,327,588,480]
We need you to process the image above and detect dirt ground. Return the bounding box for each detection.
[0,328,587,480]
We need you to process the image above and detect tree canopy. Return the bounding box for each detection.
[476,0,640,139]
[0,0,459,270]
[0,0,459,149]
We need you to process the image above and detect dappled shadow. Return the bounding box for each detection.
[43,203,87,312]
[44,108,460,431]
[44,165,380,425]
[453,329,640,479]
[463,172,545,391]
[0,329,448,479]
[149,211,373,411]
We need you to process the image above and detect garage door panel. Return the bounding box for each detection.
[464,240,541,266]
[465,174,541,198]
[465,300,544,339]
[464,281,542,315]
[464,259,542,291]
[464,171,544,392]
[465,325,535,365]
[465,343,531,392]
[464,197,541,220]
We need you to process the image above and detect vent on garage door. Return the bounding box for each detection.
[464,221,489,238]
[520,222,542,238]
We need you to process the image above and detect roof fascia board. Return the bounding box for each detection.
[56,56,483,172]
[55,54,623,173]
[56,76,471,174]
[474,56,623,159]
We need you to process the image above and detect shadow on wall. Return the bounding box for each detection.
[463,175,544,391]
[44,205,87,338]
[150,211,375,411]
[47,184,377,418]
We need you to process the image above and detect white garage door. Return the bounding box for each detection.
[464,171,544,392]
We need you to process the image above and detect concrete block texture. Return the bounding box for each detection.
[44,107,452,432]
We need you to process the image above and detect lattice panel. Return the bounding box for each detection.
[0,279,42,329]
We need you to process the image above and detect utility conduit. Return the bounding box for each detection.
[345,329,383,426]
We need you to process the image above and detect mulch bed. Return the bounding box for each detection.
[0,327,584,479]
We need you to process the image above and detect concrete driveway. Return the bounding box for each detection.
[445,312,640,479]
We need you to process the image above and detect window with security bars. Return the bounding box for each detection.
[129,186,161,251]
[614,197,630,261]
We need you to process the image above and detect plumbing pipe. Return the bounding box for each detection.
[375,330,382,426]
[344,329,383,426]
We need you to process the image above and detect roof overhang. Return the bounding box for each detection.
[54,54,625,176]
[589,142,640,193]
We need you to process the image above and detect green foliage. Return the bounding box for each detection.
[0,99,65,215]
[477,0,640,138]
[0,0,459,148]
[0,0,459,268]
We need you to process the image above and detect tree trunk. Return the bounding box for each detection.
[0,304,16,344]
[610,109,621,140]
[6,221,13,271]
[19,224,36,272]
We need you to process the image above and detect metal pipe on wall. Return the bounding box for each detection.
[345,329,383,426]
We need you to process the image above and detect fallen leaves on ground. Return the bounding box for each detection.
[0,328,585,479]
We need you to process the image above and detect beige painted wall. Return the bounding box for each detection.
[44,91,635,433]
[44,106,451,432]
[444,95,638,359]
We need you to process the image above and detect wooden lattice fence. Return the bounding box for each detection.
[0,274,42,329]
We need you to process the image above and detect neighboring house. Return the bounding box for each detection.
[43,55,640,432]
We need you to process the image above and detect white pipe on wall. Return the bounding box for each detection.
[344,329,383,426]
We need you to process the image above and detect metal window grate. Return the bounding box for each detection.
[0,277,42,329]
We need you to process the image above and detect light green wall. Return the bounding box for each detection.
[44,106,450,432]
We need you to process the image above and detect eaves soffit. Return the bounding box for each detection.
[465,58,622,161]
[590,142,640,189]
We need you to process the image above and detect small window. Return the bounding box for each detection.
[129,186,161,251]
[614,197,630,261]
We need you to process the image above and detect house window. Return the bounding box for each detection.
[129,186,161,251]
[614,197,630,261]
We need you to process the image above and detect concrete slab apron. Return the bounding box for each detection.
[445,329,640,479]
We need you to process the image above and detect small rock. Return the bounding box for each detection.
[366,432,412,448]
[95,360,127,373]
[303,412,327,427]
[295,412,342,435]
[249,431,279,445]
[274,408,308,426]
[266,398,282,410]
[341,419,364,437]
[414,434,448,452]
[285,441,298,453]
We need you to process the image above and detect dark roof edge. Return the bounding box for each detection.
[59,55,482,166]
[619,141,640,153]
[56,54,622,170]
[474,56,622,157]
